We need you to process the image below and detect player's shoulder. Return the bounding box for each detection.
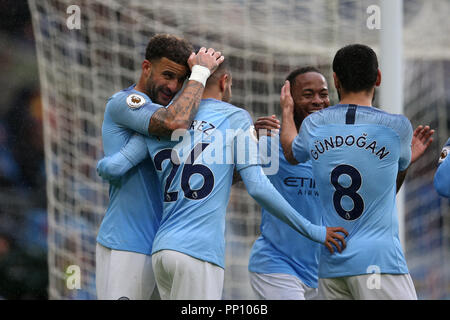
[203,98,252,121]
[230,104,251,119]
[205,98,247,113]
[303,104,346,126]
[371,107,412,133]
[304,105,412,139]
[229,105,253,126]
[367,106,409,122]
[106,85,152,112]
[438,138,450,164]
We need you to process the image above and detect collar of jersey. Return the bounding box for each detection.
[334,103,374,109]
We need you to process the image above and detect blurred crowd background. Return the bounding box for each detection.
[0,1,48,299]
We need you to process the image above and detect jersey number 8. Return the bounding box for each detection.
[330,164,365,221]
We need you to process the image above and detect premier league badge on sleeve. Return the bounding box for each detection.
[438,146,449,164]
[126,94,146,109]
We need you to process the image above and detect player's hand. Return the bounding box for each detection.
[188,47,225,74]
[254,115,280,139]
[411,125,434,164]
[97,157,121,186]
[280,80,294,114]
[324,227,348,254]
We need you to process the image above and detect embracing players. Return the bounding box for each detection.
[280,44,421,299]
[96,34,224,300]
[97,58,348,299]
[249,64,433,300]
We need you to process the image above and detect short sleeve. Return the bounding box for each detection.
[232,110,260,171]
[397,116,413,171]
[292,117,314,164]
[107,93,161,136]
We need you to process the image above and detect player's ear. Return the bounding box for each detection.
[219,74,228,92]
[142,59,152,77]
[333,72,340,90]
[375,69,381,87]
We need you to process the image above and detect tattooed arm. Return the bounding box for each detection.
[148,81,204,136]
[148,47,224,136]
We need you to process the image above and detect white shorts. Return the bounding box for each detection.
[95,243,157,300]
[318,273,417,300]
[152,249,224,300]
[249,272,318,300]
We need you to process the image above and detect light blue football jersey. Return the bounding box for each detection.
[97,85,163,254]
[146,98,258,268]
[249,135,323,288]
[434,138,450,198]
[292,104,413,278]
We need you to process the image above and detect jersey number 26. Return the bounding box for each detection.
[153,143,214,202]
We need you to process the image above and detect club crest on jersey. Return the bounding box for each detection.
[438,146,449,164]
[126,94,146,109]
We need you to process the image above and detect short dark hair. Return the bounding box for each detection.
[145,34,194,69]
[206,56,230,86]
[332,44,379,93]
[286,66,323,87]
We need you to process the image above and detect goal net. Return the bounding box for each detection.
[28,0,450,299]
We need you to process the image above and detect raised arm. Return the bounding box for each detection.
[230,109,348,252]
[279,81,299,165]
[239,165,348,254]
[396,125,434,192]
[148,48,224,136]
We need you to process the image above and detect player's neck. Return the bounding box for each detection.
[202,88,222,101]
[134,78,148,96]
[339,90,374,107]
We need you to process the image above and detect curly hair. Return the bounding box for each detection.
[145,34,194,69]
